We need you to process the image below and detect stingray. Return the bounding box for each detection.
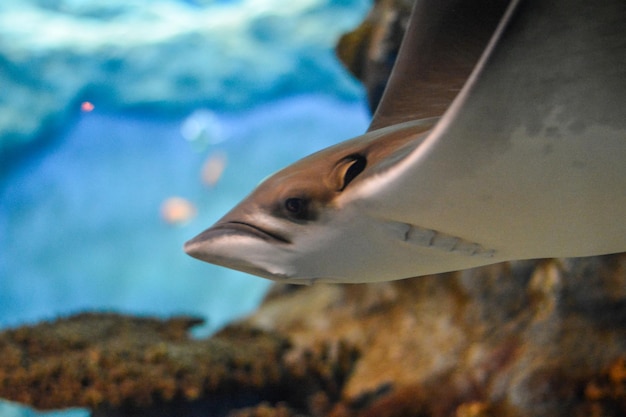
[185,0,626,284]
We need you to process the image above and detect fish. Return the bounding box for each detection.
[184,0,626,284]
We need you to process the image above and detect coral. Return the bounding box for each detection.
[0,313,289,410]
[0,313,360,416]
[0,258,625,416]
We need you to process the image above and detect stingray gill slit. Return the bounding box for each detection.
[402,223,495,258]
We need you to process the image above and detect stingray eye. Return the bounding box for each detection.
[339,155,367,190]
[284,197,309,220]
[277,194,316,222]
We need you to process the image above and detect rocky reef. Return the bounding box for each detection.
[0,312,358,416]
[246,256,626,417]
[1,255,625,416]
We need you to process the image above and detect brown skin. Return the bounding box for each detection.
[212,120,436,229]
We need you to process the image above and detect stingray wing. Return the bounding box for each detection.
[367,0,512,131]
[360,0,626,260]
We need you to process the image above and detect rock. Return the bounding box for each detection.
[244,255,626,417]
[228,402,299,417]
[1,256,624,416]
[336,0,415,112]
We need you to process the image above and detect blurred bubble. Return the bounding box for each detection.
[80,101,95,112]
[201,151,227,187]
[160,197,197,225]
[180,109,224,152]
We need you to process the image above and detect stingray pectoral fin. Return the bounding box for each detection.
[368,0,512,130]
[364,0,626,261]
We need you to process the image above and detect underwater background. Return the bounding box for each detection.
[0,0,371,415]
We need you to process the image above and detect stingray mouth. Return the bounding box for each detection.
[184,221,294,281]
[217,221,290,244]
[189,221,291,246]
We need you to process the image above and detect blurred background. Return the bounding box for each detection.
[0,0,371,415]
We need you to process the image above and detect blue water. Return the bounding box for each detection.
[0,95,369,332]
[0,95,369,415]
[0,0,372,414]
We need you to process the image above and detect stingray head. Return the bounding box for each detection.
[184,120,435,284]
